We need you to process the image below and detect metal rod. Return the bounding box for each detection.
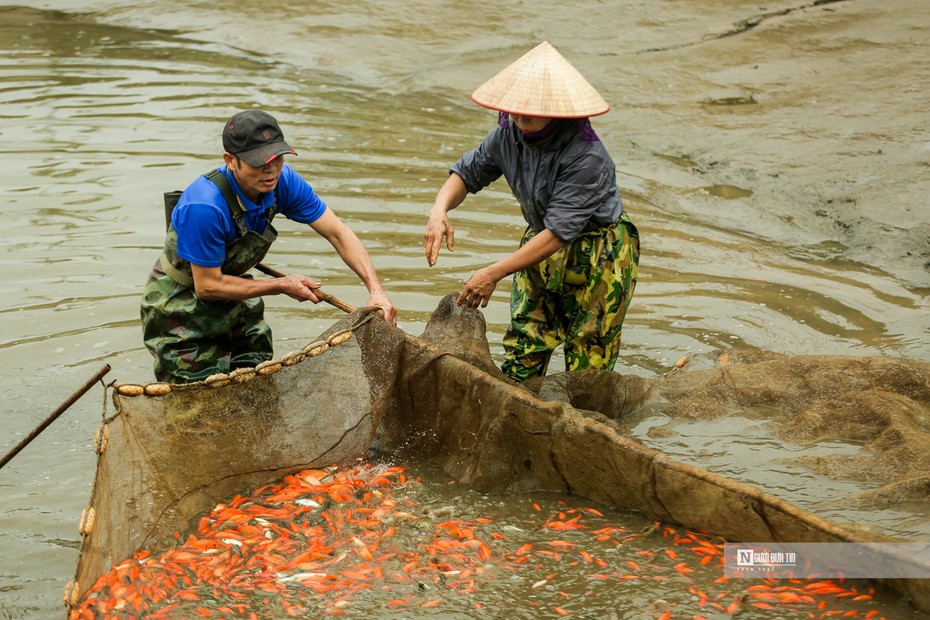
[253,263,356,314]
[0,364,111,471]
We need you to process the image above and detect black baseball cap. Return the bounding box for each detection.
[222,110,297,167]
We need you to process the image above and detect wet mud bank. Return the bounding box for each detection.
[604,0,930,286]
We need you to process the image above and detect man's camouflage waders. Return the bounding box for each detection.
[502,212,639,382]
[141,170,279,384]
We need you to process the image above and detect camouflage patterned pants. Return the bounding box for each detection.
[141,269,273,384]
[501,213,639,382]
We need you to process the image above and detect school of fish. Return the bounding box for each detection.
[70,462,899,619]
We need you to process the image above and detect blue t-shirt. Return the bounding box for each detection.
[171,164,327,268]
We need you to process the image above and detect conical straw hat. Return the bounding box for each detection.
[471,41,609,118]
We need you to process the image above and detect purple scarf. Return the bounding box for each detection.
[498,111,599,142]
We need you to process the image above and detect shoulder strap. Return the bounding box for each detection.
[203,168,248,237]
[202,168,279,238]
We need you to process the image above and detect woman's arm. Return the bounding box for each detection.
[458,228,566,309]
[424,172,468,267]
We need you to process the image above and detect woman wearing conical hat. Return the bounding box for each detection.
[424,41,640,382]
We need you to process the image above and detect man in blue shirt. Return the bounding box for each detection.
[142,109,396,384]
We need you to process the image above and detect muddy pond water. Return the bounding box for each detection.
[1,1,928,618]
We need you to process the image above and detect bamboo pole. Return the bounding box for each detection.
[0,364,111,470]
[253,263,357,314]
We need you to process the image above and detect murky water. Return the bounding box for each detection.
[1,1,928,618]
[626,410,930,541]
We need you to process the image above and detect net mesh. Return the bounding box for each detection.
[69,294,930,613]
[72,308,403,605]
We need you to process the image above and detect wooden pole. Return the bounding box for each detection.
[253,263,356,314]
[0,364,111,471]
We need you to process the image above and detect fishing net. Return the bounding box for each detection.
[69,294,930,614]
[69,308,404,610]
[528,349,930,512]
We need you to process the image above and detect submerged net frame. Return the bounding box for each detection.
[67,295,930,614]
